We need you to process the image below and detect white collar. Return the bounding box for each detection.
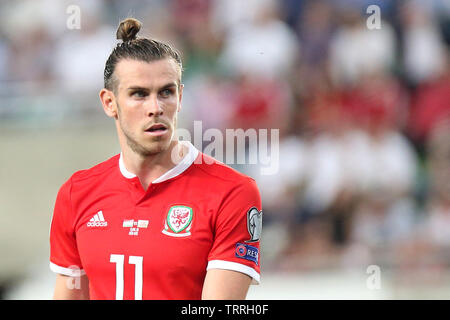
[119,141,199,183]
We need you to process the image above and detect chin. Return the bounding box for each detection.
[142,139,173,156]
[124,128,174,157]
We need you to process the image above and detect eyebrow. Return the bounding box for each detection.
[126,82,178,91]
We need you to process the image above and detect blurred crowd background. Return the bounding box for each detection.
[0,0,450,298]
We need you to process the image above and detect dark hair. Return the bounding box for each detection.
[104,18,183,91]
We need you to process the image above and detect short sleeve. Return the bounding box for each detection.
[207,178,262,284]
[49,178,85,276]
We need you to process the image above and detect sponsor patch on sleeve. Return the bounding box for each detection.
[246,207,262,243]
[235,243,259,265]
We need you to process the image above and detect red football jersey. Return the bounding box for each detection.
[49,141,262,300]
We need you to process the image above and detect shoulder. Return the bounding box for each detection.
[190,153,260,196]
[193,153,256,185]
[192,155,262,223]
[62,154,120,189]
[53,155,120,221]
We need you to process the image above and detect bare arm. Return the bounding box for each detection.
[53,274,90,300]
[201,269,252,300]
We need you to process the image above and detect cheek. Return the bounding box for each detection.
[172,113,178,128]
[171,107,180,128]
[122,98,141,111]
[163,99,180,119]
[118,102,141,128]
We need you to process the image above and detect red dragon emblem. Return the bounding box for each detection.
[164,206,193,235]
[172,209,190,228]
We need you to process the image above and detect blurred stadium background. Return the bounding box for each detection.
[1,0,450,299]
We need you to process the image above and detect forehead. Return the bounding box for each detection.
[115,58,181,89]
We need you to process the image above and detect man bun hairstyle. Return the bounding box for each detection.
[116,18,141,42]
[104,18,183,91]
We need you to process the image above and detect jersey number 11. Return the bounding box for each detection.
[110,254,143,300]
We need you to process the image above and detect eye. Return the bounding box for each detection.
[160,88,175,98]
[131,90,148,98]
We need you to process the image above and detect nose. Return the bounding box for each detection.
[145,95,163,117]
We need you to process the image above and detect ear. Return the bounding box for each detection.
[99,88,118,119]
[177,83,184,112]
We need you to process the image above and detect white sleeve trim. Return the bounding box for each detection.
[207,260,260,285]
[49,262,86,277]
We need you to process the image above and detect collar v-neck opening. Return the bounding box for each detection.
[119,141,199,183]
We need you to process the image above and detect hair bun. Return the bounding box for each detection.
[116,18,142,42]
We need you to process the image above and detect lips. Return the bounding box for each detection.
[144,123,169,136]
[146,123,167,132]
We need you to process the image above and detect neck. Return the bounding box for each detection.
[121,140,185,190]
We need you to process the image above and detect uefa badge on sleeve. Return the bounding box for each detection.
[162,205,193,237]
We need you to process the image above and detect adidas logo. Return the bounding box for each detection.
[87,211,108,227]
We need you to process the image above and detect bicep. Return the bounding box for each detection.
[201,269,252,300]
[53,274,90,300]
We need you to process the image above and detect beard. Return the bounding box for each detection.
[117,102,174,157]
[123,129,165,157]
